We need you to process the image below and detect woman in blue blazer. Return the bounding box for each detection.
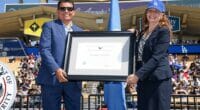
[127,0,173,110]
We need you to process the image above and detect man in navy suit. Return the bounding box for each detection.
[36,0,82,110]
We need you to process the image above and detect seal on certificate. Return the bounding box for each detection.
[0,62,17,110]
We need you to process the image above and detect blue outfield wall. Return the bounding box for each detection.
[24,45,200,56]
[25,47,39,56]
[168,45,200,54]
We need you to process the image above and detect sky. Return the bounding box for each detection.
[0,0,57,13]
[1,0,200,13]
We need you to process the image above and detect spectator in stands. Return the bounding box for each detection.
[97,82,104,94]
[36,0,82,110]
[175,81,188,94]
[28,84,41,95]
[34,41,39,47]
[28,54,35,69]
[8,56,15,63]
[126,0,172,110]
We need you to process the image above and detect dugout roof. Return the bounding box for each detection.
[0,5,200,37]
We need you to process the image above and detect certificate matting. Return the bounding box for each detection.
[64,32,135,81]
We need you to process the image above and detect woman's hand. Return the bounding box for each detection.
[127,28,136,33]
[84,29,90,31]
[126,74,139,86]
[127,28,138,36]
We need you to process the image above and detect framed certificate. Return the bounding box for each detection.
[64,31,135,81]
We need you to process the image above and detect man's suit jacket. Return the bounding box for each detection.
[36,19,82,86]
[135,26,172,81]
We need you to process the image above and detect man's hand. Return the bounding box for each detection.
[55,68,68,83]
[126,74,139,87]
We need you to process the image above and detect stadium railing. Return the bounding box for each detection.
[11,94,200,110]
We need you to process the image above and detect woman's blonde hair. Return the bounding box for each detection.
[142,10,173,37]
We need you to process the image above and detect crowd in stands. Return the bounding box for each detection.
[16,54,41,96]
[169,55,200,95]
[14,54,200,96]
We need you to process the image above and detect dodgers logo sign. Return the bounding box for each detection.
[0,62,17,110]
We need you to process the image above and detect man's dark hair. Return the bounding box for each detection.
[57,0,74,9]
